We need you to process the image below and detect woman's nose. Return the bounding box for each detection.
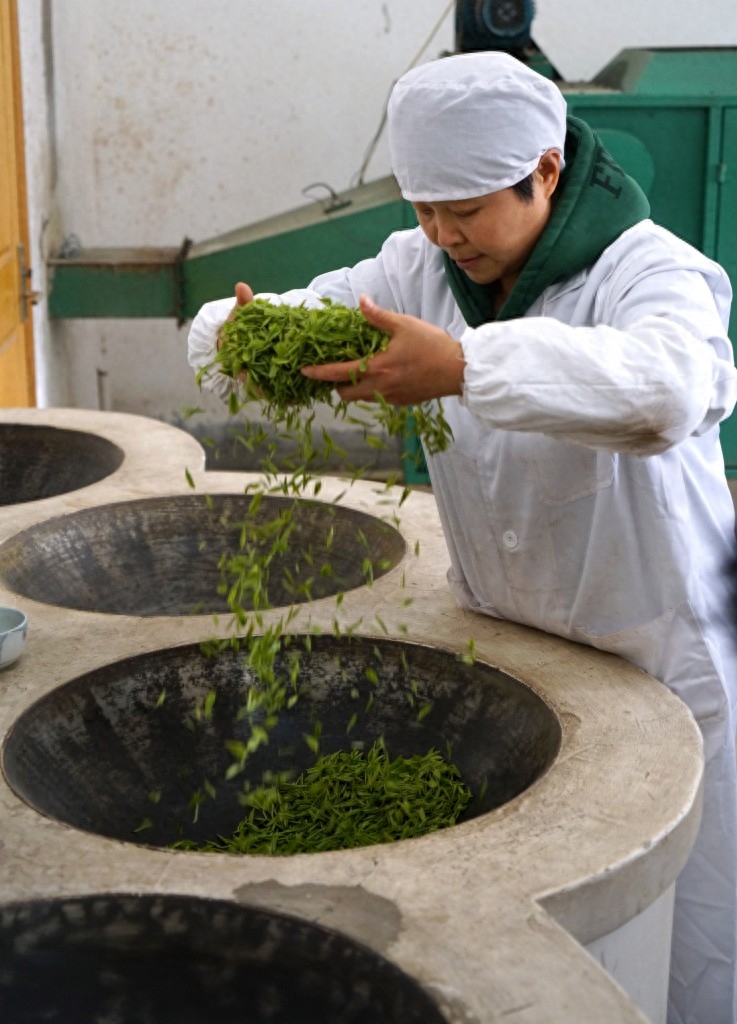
[435,215,464,248]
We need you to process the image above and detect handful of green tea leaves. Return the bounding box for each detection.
[207,296,453,457]
[174,741,472,856]
[214,298,390,410]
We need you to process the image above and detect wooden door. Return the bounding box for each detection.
[0,0,35,406]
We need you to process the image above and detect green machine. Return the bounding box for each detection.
[48,48,737,474]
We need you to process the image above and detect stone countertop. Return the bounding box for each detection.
[0,407,703,1024]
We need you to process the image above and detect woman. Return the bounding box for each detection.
[189,52,737,1023]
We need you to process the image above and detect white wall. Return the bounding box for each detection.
[18,0,455,430]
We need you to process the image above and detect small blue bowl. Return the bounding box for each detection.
[0,607,27,669]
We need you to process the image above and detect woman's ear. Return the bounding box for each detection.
[536,149,561,198]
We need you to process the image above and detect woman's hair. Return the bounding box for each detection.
[510,173,535,203]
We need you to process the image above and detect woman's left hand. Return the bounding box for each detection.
[300,294,465,405]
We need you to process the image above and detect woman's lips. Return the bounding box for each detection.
[454,255,481,270]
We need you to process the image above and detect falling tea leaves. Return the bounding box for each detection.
[167,296,478,855]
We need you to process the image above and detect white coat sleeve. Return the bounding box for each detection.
[187,297,239,401]
[459,238,737,455]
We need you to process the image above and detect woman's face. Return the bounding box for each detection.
[412,150,560,298]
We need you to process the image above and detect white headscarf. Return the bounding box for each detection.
[387,52,567,202]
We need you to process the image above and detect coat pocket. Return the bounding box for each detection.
[533,437,615,506]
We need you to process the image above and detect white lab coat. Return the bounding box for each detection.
[188,218,737,1024]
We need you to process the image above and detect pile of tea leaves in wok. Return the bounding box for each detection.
[174,741,471,855]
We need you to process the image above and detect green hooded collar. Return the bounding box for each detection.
[441,115,651,327]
